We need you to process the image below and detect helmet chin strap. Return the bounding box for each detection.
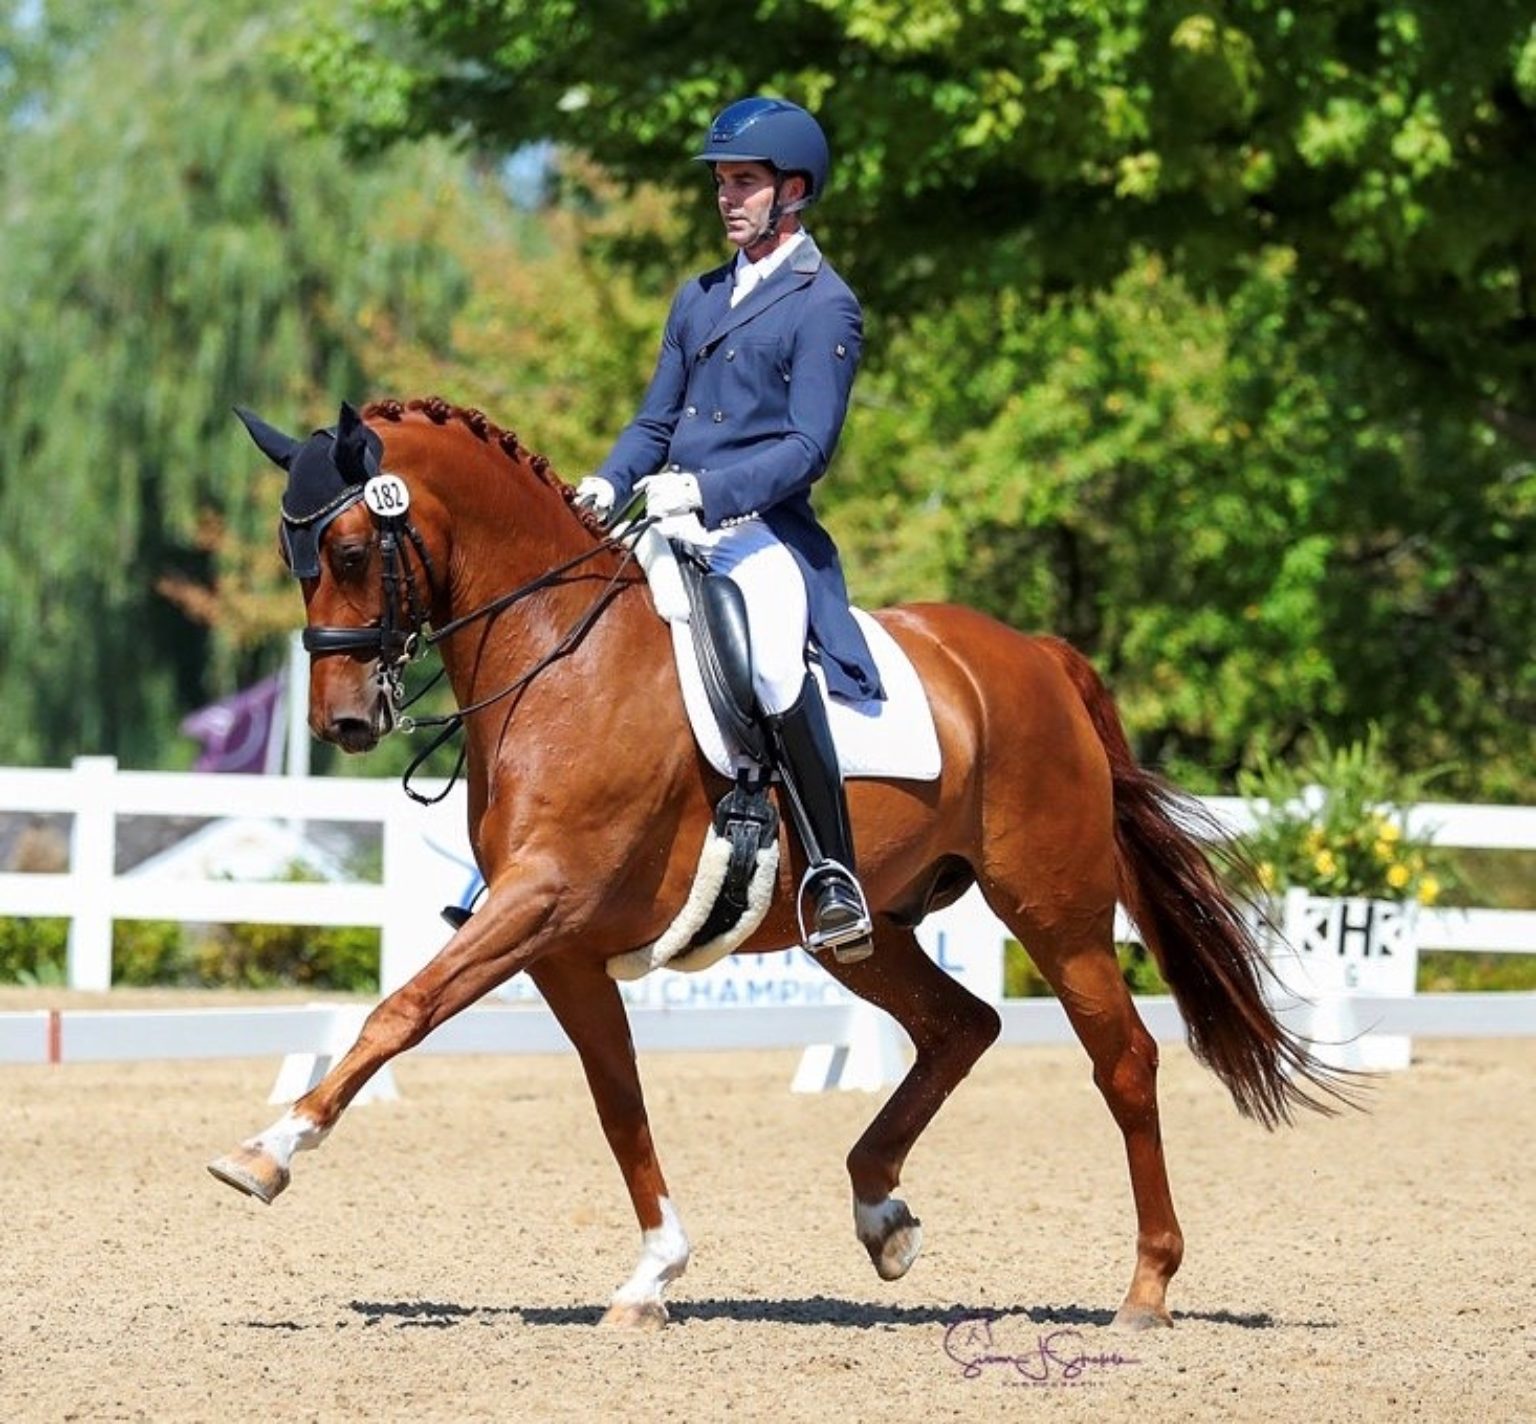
[748,176,811,254]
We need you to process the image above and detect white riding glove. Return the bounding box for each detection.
[637,471,702,519]
[574,476,617,517]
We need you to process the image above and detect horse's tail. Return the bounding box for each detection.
[1039,637,1356,1128]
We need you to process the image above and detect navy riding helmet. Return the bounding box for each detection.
[692,96,830,206]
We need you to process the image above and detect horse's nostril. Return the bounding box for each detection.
[328,717,375,753]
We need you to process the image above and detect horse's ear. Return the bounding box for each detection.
[233,407,301,470]
[334,401,382,483]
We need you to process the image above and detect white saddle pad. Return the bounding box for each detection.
[634,524,941,781]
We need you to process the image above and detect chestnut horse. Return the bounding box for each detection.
[210,396,1340,1330]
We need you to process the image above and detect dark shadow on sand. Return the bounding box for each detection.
[318,1297,1333,1332]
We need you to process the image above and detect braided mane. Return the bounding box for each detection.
[362,395,602,532]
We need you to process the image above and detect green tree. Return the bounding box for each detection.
[830,253,1536,794]
[0,0,473,764]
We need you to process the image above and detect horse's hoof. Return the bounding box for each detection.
[857,1199,923,1281]
[1112,1302,1173,1331]
[599,1299,669,1331]
[207,1145,290,1204]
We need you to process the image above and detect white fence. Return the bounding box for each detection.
[0,757,1533,1082]
[0,756,465,993]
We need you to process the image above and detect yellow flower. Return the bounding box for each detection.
[1257,862,1276,891]
[1313,849,1337,878]
[1386,863,1411,890]
[1416,876,1441,906]
[1373,839,1395,863]
[1303,827,1326,856]
[1376,819,1402,844]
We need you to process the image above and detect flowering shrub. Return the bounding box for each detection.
[1236,729,1453,905]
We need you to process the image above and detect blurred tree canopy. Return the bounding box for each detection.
[0,0,465,760]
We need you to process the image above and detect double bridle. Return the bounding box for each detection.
[282,479,651,802]
[283,482,438,704]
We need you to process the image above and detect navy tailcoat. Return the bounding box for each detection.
[595,235,882,702]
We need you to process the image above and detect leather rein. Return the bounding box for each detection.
[282,480,651,803]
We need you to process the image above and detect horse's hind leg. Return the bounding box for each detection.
[527,955,689,1330]
[986,882,1184,1330]
[818,920,1001,1281]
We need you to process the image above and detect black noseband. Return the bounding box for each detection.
[300,624,417,660]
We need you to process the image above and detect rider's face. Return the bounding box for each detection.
[713,161,806,254]
[714,161,778,248]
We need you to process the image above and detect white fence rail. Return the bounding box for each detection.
[0,758,1532,1084]
[2,757,1532,987]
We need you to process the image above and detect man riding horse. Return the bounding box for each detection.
[577,96,880,961]
[212,97,1351,1334]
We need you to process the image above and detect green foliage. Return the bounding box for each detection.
[1002,935,1535,997]
[111,920,187,985]
[1418,952,1536,993]
[292,0,1536,798]
[0,0,696,775]
[0,917,69,983]
[0,914,378,990]
[309,1,1536,417]
[186,922,379,991]
[1236,727,1455,902]
[3,0,1533,802]
[829,253,1535,792]
[1439,848,1536,912]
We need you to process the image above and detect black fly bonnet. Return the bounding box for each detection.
[235,402,436,668]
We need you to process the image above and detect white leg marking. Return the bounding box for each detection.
[250,1110,329,1171]
[610,1197,691,1308]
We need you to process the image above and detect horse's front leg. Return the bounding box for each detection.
[207,868,567,1204]
[528,956,690,1330]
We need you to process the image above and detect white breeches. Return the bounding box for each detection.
[669,516,808,715]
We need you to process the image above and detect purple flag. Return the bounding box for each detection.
[181,674,284,774]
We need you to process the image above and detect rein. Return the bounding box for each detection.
[395,517,654,804]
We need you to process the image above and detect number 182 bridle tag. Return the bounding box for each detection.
[363,474,411,518]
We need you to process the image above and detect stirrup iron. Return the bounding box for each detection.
[796,860,874,963]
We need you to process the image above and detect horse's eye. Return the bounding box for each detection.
[329,541,371,578]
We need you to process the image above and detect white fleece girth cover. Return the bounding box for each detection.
[635,525,941,781]
[606,829,780,980]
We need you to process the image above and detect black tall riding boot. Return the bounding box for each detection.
[766,675,874,963]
